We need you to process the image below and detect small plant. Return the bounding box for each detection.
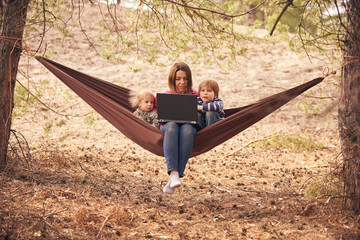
[56,23,71,37]
[39,78,50,86]
[42,49,53,58]
[82,131,90,140]
[12,84,41,117]
[84,114,97,126]
[59,132,72,142]
[56,118,67,127]
[12,106,27,117]
[14,84,38,105]
[305,174,343,200]
[130,65,141,73]
[296,100,320,114]
[101,48,114,60]
[76,176,87,184]
[43,122,53,133]
[63,89,73,104]
[118,80,125,87]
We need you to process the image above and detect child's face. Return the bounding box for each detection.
[138,97,155,112]
[199,85,216,103]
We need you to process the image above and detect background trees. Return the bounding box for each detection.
[338,0,360,212]
[0,0,30,170]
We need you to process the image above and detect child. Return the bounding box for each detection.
[197,80,225,129]
[130,89,159,128]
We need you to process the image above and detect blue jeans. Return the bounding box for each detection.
[197,111,221,130]
[160,122,197,177]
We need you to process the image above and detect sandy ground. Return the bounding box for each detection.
[1,2,359,239]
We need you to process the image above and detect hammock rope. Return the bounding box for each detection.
[36,56,323,157]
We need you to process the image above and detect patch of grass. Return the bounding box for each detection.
[59,132,73,142]
[40,49,53,59]
[101,48,114,60]
[296,100,320,114]
[118,80,125,87]
[39,78,50,86]
[305,174,343,200]
[129,64,141,73]
[56,118,67,127]
[76,176,87,184]
[56,23,71,37]
[63,89,73,104]
[12,106,28,117]
[84,114,97,126]
[250,133,324,152]
[81,131,90,140]
[43,122,53,133]
[12,84,41,117]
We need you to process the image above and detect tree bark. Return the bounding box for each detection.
[0,0,30,170]
[339,0,360,211]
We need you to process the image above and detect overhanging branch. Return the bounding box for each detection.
[270,0,293,36]
[160,0,266,18]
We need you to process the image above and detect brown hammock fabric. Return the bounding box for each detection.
[36,56,323,157]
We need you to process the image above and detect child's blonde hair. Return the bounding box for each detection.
[198,80,220,98]
[130,89,155,108]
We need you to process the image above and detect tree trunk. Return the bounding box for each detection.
[339,1,360,211]
[0,0,30,170]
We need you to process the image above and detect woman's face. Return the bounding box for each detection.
[175,70,188,94]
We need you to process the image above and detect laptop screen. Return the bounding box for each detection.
[156,93,198,124]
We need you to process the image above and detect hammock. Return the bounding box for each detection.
[36,56,323,157]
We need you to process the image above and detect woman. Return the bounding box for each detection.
[161,62,198,194]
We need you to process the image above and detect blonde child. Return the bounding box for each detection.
[197,80,225,129]
[131,90,159,128]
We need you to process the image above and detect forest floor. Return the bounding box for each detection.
[1,2,360,239]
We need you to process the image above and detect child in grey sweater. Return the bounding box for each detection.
[131,89,159,128]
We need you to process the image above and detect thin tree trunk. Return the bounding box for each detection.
[339,0,360,211]
[0,0,30,170]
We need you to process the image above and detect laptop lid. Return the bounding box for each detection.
[157,93,198,124]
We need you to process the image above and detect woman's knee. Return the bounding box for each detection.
[181,124,197,137]
[164,122,179,133]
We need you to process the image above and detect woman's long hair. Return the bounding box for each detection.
[167,62,193,93]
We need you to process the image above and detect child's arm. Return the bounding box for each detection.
[197,97,203,111]
[201,98,224,112]
[150,110,160,128]
[133,109,158,128]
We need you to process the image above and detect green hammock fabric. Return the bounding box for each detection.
[36,56,323,157]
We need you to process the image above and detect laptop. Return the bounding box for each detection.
[156,93,198,124]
